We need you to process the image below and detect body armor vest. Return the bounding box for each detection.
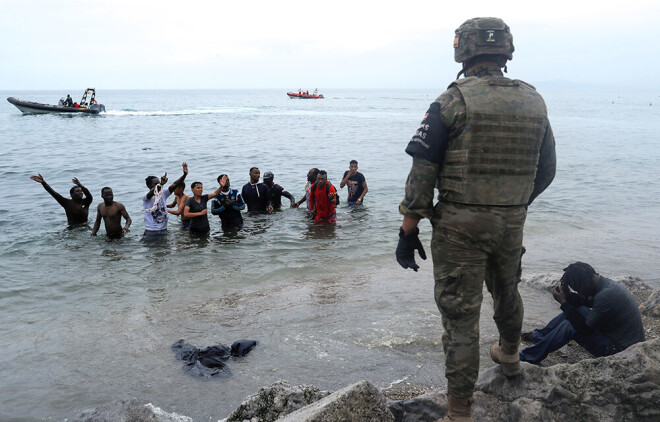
[439,76,547,205]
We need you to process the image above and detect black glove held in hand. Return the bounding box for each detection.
[396,227,427,271]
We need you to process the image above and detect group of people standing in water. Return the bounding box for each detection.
[29,160,368,239]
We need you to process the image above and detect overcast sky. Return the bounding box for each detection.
[1,0,659,90]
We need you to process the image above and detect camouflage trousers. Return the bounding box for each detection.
[431,201,526,399]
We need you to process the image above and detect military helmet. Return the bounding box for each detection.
[453,17,514,63]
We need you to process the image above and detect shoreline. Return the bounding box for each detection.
[382,275,660,402]
[68,273,660,420]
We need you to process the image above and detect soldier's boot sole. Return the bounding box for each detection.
[490,343,522,378]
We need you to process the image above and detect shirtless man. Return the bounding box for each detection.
[167,181,190,228]
[91,187,132,239]
[29,174,93,225]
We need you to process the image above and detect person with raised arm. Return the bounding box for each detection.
[142,162,188,235]
[29,174,93,226]
[167,181,190,229]
[183,181,223,235]
[211,174,245,231]
[340,160,368,206]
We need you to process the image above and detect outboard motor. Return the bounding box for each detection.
[89,103,106,113]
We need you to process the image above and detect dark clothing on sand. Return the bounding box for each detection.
[171,339,257,378]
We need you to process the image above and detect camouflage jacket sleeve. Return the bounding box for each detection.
[399,88,465,220]
[399,157,440,220]
[528,122,557,206]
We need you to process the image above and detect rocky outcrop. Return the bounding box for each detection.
[520,273,562,291]
[226,381,330,422]
[520,274,655,295]
[389,338,660,422]
[617,276,655,294]
[640,290,660,317]
[73,398,157,422]
[278,380,394,422]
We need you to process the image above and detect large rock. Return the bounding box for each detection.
[616,276,655,294]
[278,380,394,422]
[389,338,660,422]
[388,391,447,422]
[226,381,330,422]
[520,274,654,295]
[640,290,660,317]
[73,398,157,422]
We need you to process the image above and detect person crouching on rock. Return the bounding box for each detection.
[520,262,645,364]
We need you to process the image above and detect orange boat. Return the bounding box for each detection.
[287,89,324,99]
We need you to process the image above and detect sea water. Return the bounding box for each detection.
[0,88,659,421]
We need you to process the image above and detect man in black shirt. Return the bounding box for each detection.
[183,181,223,235]
[262,171,295,209]
[520,262,645,363]
[241,167,273,214]
[340,160,368,205]
[30,174,93,226]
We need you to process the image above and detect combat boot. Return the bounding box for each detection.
[436,395,474,422]
[490,338,522,377]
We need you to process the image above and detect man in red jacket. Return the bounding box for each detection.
[309,170,338,223]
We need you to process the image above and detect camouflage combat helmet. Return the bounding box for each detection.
[454,17,514,63]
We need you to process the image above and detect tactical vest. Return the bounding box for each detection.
[439,76,547,205]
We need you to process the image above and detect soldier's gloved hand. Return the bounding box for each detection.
[396,227,427,271]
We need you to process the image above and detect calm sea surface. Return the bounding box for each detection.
[1,88,659,421]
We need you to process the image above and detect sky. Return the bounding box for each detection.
[1,0,659,90]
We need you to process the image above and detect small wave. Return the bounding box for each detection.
[520,273,561,291]
[105,107,255,117]
[384,376,409,389]
[0,286,32,300]
[362,333,441,350]
[145,403,193,421]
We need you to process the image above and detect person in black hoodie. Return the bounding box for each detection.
[520,262,645,363]
[241,167,273,214]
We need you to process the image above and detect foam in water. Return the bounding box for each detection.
[145,403,193,422]
[104,107,255,116]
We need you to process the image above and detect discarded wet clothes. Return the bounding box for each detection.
[171,339,257,378]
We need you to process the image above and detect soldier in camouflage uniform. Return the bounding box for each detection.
[396,17,556,422]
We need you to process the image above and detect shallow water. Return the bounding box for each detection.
[0,87,659,420]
